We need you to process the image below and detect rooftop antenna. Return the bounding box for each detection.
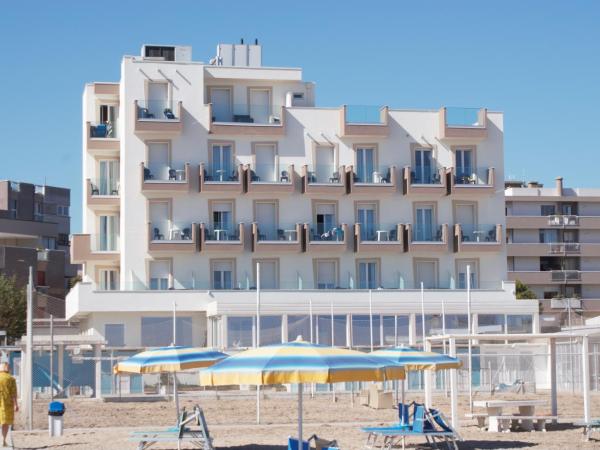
[240,38,244,44]
[255,38,258,45]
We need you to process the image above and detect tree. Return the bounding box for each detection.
[515,279,537,300]
[0,274,26,344]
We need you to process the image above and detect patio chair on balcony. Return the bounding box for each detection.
[93,124,108,138]
[168,169,177,181]
[250,170,260,182]
[277,229,285,241]
[435,228,443,242]
[144,167,153,180]
[381,168,392,184]
[329,172,341,183]
[228,171,239,182]
[163,108,175,119]
[307,171,317,183]
[432,172,441,183]
[389,228,398,241]
[111,182,120,196]
[90,183,99,196]
[153,228,164,240]
[203,169,212,182]
[485,229,496,242]
[139,108,155,119]
[181,228,192,240]
[280,170,290,182]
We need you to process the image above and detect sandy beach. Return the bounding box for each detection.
[7,390,600,449]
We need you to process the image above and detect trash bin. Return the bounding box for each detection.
[48,401,65,437]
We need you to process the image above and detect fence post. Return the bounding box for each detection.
[550,338,558,422]
[582,336,591,424]
[449,337,459,429]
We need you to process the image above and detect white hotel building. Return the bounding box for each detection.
[67,42,538,349]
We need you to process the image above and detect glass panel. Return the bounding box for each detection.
[478,314,505,334]
[287,315,314,342]
[351,315,380,347]
[105,324,124,347]
[507,315,533,333]
[259,315,282,346]
[228,317,254,348]
[345,105,385,124]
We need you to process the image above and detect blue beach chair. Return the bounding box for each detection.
[287,437,310,450]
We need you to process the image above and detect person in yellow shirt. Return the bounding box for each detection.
[0,362,18,447]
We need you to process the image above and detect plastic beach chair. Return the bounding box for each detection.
[287,437,310,450]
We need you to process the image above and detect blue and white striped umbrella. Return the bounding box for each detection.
[370,346,461,371]
[115,346,228,374]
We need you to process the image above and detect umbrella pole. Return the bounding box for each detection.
[298,383,303,447]
[173,372,180,423]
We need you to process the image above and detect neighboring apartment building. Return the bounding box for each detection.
[506,177,600,328]
[68,42,537,349]
[0,180,77,316]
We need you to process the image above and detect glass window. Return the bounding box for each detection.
[358,261,378,289]
[287,315,314,342]
[541,205,556,216]
[105,324,125,347]
[356,147,375,183]
[382,316,396,346]
[316,260,337,289]
[259,315,282,346]
[351,315,380,347]
[212,260,233,289]
[396,316,410,345]
[149,260,170,290]
[228,316,254,348]
[478,314,505,334]
[141,317,192,347]
[99,269,119,291]
[457,261,477,289]
[316,315,347,346]
[507,315,532,334]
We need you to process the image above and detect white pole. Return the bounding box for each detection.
[309,298,314,398]
[173,373,180,422]
[420,283,425,349]
[449,337,459,430]
[50,314,54,402]
[26,266,33,431]
[467,265,473,414]
[331,300,335,402]
[582,336,591,424]
[369,289,374,352]
[172,300,177,345]
[298,383,303,446]
[256,262,261,424]
[442,297,449,397]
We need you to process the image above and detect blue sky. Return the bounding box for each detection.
[0,1,599,232]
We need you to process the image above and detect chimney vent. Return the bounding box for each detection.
[556,177,563,196]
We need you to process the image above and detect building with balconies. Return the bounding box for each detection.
[69,41,536,350]
[506,177,600,329]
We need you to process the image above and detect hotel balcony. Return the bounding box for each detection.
[402,166,448,196]
[148,222,198,253]
[438,107,487,141]
[354,223,404,253]
[508,242,600,257]
[86,121,119,154]
[141,162,191,194]
[86,178,119,209]
[200,223,245,252]
[252,223,304,253]
[71,233,119,264]
[304,223,349,253]
[547,215,579,227]
[448,167,495,195]
[339,105,389,137]
[406,224,449,252]
[507,270,600,285]
[302,165,347,195]
[347,165,397,195]
[134,100,182,135]
[199,163,245,193]
[506,215,600,229]
[246,163,296,194]
[454,224,502,252]
[207,103,285,136]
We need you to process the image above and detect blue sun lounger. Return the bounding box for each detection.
[362,404,461,450]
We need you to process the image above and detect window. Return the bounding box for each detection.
[355,147,375,183]
[57,205,69,216]
[478,314,505,334]
[149,201,169,241]
[315,202,336,236]
[414,205,435,241]
[357,260,378,289]
[9,199,17,218]
[356,203,377,240]
[211,201,234,236]
[105,324,125,347]
[415,259,437,289]
[316,259,337,289]
[541,205,556,216]
[57,233,69,246]
[211,143,234,181]
[41,236,57,250]
[351,314,381,347]
[382,316,396,346]
[259,315,282,346]
[99,160,120,195]
[144,46,175,61]
[288,315,314,342]
[228,317,254,348]
[212,260,234,289]
[249,88,272,124]
[455,148,473,178]
[539,229,558,243]
[149,260,170,290]
[255,201,277,240]
[98,215,118,251]
[414,148,434,183]
[507,315,533,334]
[314,145,336,183]
[141,317,193,347]
[457,260,477,289]
[99,269,119,291]
[317,315,347,346]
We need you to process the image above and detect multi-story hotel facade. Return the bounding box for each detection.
[506,177,600,329]
[67,42,538,349]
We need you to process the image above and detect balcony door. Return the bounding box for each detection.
[455,148,473,178]
[211,144,233,181]
[210,88,232,122]
[99,268,119,291]
[256,260,277,289]
[357,203,377,240]
[99,160,119,195]
[457,260,477,289]
[415,260,437,289]
[255,201,277,240]
[149,260,170,290]
[316,203,336,235]
[148,142,169,180]
[98,215,118,251]
[99,105,118,137]
[356,147,375,183]
[147,82,168,117]
[212,202,233,235]
[315,146,335,182]
[316,260,337,289]
[254,144,276,182]
[150,202,169,240]
[212,261,233,289]
[249,88,271,124]
[414,148,433,183]
[415,205,434,241]
[358,260,378,289]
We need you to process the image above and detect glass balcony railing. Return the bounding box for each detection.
[137,100,179,120]
[549,242,581,253]
[150,222,194,241]
[89,121,117,138]
[445,107,484,128]
[548,215,579,226]
[412,225,444,242]
[89,178,119,196]
[351,166,393,184]
[345,105,385,124]
[247,163,292,183]
[358,223,401,242]
[410,167,443,185]
[211,104,283,125]
[550,270,581,282]
[459,224,497,242]
[306,165,344,184]
[202,164,240,182]
[203,225,240,242]
[307,225,345,242]
[143,164,187,182]
[454,167,490,185]
[256,224,300,242]
[91,234,119,252]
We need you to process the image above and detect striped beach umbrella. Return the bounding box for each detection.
[370,346,462,371]
[115,346,228,421]
[200,337,404,445]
